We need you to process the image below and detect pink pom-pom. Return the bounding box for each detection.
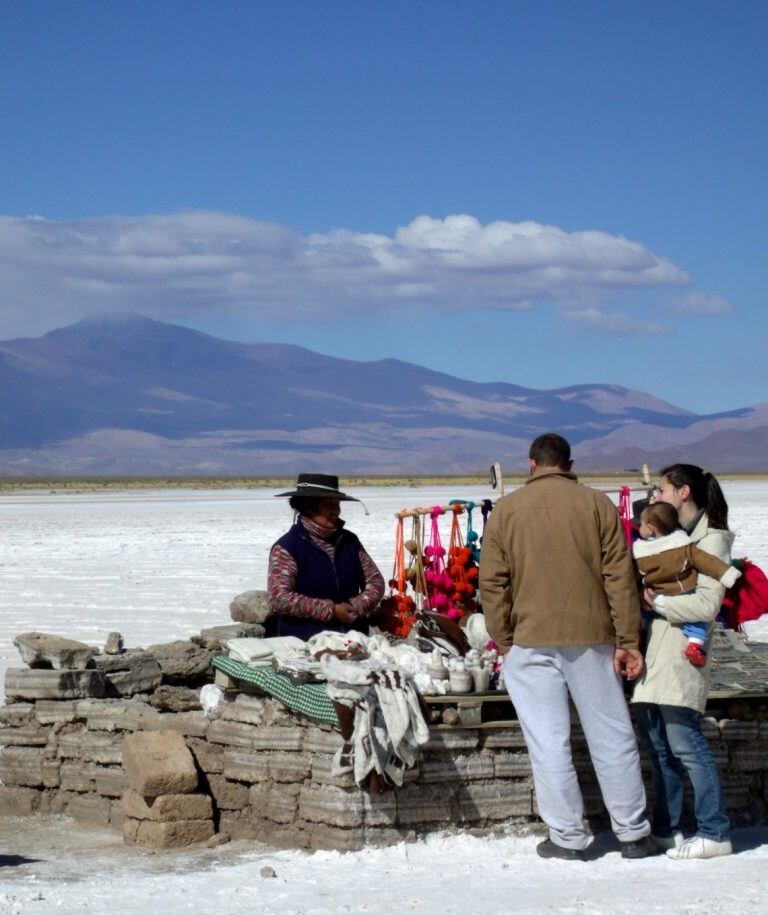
[432,592,448,609]
[424,545,436,558]
[446,606,460,620]
[440,572,454,591]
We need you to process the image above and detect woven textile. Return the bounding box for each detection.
[212,656,339,727]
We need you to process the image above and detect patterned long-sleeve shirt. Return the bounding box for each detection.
[267,516,385,622]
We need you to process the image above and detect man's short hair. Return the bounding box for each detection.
[529,433,571,467]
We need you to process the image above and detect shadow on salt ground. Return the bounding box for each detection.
[0,856,40,869]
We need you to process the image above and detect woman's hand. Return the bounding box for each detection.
[332,602,356,624]
[642,587,656,610]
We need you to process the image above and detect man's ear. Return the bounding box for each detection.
[529,458,537,475]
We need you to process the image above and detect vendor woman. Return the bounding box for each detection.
[267,473,385,640]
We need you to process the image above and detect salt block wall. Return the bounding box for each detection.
[2,684,768,851]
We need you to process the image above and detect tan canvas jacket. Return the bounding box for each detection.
[479,467,641,652]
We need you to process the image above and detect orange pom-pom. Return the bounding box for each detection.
[466,567,479,581]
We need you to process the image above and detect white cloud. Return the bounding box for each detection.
[668,291,733,315]
[565,307,672,337]
[0,210,712,337]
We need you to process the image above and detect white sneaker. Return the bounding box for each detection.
[651,831,684,851]
[667,836,732,860]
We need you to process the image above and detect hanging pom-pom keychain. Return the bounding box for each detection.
[465,500,480,564]
[424,506,450,612]
[619,485,633,548]
[378,513,416,637]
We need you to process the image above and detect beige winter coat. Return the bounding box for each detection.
[479,468,641,652]
[632,513,734,713]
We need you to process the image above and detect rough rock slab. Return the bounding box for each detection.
[95,765,128,798]
[221,748,270,783]
[122,789,213,822]
[148,685,202,713]
[60,761,97,793]
[0,724,49,747]
[13,632,97,670]
[0,785,42,816]
[57,730,124,764]
[93,652,163,697]
[299,784,364,828]
[0,746,46,787]
[78,698,159,733]
[145,641,214,684]
[456,778,534,821]
[219,694,298,728]
[193,623,265,651]
[142,711,209,738]
[309,822,365,852]
[250,782,300,825]
[35,700,77,725]
[207,719,304,751]
[123,816,214,848]
[64,792,113,826]
[104,632,124,654]
[208,774,250,810]
[417,752,496,783]
[229,590,271,625]
[122,730,198,798]
[0,702,36,727]
[218,808,262,841]
[186,737,224,774]
[5,667,106,700]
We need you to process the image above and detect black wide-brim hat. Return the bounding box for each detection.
[275,473,360,502]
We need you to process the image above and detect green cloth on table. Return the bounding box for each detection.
[212,655,339,727]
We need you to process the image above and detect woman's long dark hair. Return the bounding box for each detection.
[288,495,322,517]
[659,463,729,530]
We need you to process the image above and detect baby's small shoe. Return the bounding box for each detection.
[685,643,707,667]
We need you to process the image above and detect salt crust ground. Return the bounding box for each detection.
[1,482,767,912]
[1,816,768,914]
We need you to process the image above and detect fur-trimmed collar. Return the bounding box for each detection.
[632,529,691,559]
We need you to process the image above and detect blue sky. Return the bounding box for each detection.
[1,0,766,413]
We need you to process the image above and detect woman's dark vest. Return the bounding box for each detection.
[271,523,368,640]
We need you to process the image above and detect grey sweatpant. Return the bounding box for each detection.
[504,644,650,850]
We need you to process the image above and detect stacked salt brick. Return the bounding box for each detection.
[121,730,215,848]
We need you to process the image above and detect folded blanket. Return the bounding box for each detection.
[226,635,306,666]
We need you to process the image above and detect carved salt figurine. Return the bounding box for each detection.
[449,660,473,693]
[427,648,448,681]
[471,665,491,692]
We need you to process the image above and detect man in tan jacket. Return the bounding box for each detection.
[479,433,652,860]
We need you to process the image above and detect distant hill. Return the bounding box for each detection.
[0,314,764,474]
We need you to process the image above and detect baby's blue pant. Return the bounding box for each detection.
[641,611,709,643]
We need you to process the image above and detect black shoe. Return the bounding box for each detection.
[536,839,586,861]
[620,836,659,859]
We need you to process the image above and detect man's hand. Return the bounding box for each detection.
[614,647,644,681]
[332,602,356,624]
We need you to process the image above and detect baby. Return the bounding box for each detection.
[633,502,741,667]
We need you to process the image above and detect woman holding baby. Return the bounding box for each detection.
[632,463,734,860]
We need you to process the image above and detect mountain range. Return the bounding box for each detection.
[0,314,764,475]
